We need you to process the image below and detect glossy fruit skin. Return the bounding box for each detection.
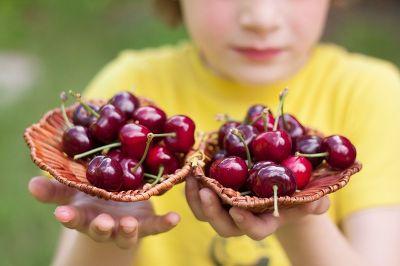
[278,114,305,141]
[251,130,292,163]
[247,161,275,190]
[281,156,312,190]
[164,115,196,153]
[107,149,123,162]
[62,126,94,157]
[251,111,275,133]
[119,158,144,190]
[89,104,126,143]
[224,124,259,159]
[209,156,248,190]
[119,123,151,160]
[321,135,357,169]
[244,104,267,124]
[295,135,324,168]
[133,106,167,133]
[72,104,100,127]
[213,150,227,161]
[87,156,123,192]
[109,91,140,119]
[250,165,296,198]
[217,121,240,148]
[145,145,179,175]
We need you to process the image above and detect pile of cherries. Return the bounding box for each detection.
[60,91,195,192]
[208,89,356,215]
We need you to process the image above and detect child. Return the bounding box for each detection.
[28,1,400,265]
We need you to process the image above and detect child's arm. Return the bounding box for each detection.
[29,176,180,266]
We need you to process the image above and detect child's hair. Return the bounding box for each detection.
[153,0,354,27]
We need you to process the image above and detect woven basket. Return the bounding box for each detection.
[24,98,193,202]
[193,131,362,213]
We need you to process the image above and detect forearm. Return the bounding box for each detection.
[276,214,365,266]
[52,228,138,266]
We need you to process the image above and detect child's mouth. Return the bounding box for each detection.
[232,46,284,61]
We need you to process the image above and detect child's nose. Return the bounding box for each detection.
[238,0,281,35]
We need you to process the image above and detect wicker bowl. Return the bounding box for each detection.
[24,98,193,202]
[192,131,362,213]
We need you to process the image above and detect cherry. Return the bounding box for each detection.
[295,135,324,168]
[250,109,275,133]
[89,104,126,143]
[321,135,356,169]
[107,149,123,162]
[119,157,144,190]
[145,145,179,175]
[86,156,123,191]
[72,103,100,127]
[247,161,275,190]
[281,156,312,190]
[217,121,240,148]
[244,104,267,123]
[109,91,140,119]
[224,125,258,159]
[164,115,196,153]
[278,114,305,141]
[133,106,167,133]
[213,150,227,161]
[62,126,94,157]
[119,123,151,160]
[209,156,248,190]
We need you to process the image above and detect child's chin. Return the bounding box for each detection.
[228,66,293,86]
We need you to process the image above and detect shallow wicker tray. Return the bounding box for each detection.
[193,131,362,213]
[24,98,193,202]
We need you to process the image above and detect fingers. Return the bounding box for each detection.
[199,188,242,237]
[185,176,207,221]
[54,205,87,231]
[301,196,330,215]
[139,212,180,237]
[229,207,280,241]
[29,176,76,204]
[87,214,115,242]
[115,217,139,249]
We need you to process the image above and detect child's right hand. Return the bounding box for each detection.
[28,176,180,249]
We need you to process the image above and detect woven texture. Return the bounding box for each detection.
[193,131,362,213]
[24,98,192,202]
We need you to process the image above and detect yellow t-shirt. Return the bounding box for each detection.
[84,42,400,266]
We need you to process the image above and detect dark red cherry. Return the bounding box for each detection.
[164,115,196,153]
[250,165,296,198]
[281,156,312,190]
[62,126,94,157]
[209,156,248,190]
[119,123,151,160]
[247,161,275,190]
[213,150,227,161]
[133,106,167,133]
[244,104,267,124]
[278,114,305,141]
[86,156,123,191]
[109,91,140,119]
[250,111,275,133]
[224,125,258,159]
[321,135,356,169]
[89,104,126,143]
[107,149,123,162]
[295,135,324,168]
[251,130,292,163]
[119,157,144,190]
[72,104,100,127]
[218,121,240,148]
[145,145,179,175]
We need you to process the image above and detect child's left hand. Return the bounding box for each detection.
[185,176,330,240]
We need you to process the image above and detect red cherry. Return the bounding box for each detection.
[133,106,167,133]
[72,103,100,127]
[119,157,144,190]
[322,135,356,169]
[109,91,140,119]
[250,110,275,133]
[217,121,240,148]
[107,149,123,162]
[251,130,292,163]
[87,156,123,191]
[209,156,248,190]
[62,126,94,157]
[145,145,179,175]
[119,123,151,160]
[278,114,305,141]
[281,156,312,190]
[224,125,258,159]
[295,135,324,168]
[247,161,275,190]
[164,115,196,153]
[89,104,126,143]
[244,104,267,123]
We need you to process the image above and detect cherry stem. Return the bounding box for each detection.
[295,152,329,158]
[240,191,251,196]
[231,128,253,169]
[73,142,121,160]
[215,113,234,122]
[68,90,100,118]
[273,185,279,217]
[144,165,164,186]
[131,132,176,173]
[60,92,73,128]
[261,108,269,131]
[274,88,288,131]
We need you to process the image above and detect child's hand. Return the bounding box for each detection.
[185,176,330,240]
[28,176,180,249]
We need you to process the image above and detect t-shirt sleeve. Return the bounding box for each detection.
[334,62,400,221]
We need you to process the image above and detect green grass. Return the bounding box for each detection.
[0,2,398,265]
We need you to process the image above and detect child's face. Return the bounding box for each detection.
[181,0,330,85]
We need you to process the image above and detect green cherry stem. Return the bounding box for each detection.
[231,128,253,169]
[295,151,329,158]
[73,142,121,160]
[60,92,73,128]
[69,90,100,118]
[273,88,289,131]
[273,185,280,217]
[151,165,164,186]
[261,108,269,132]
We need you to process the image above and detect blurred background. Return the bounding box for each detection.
[0,1,399,265]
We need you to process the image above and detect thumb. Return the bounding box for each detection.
[138,212,180,237]
[28,176,76,204]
